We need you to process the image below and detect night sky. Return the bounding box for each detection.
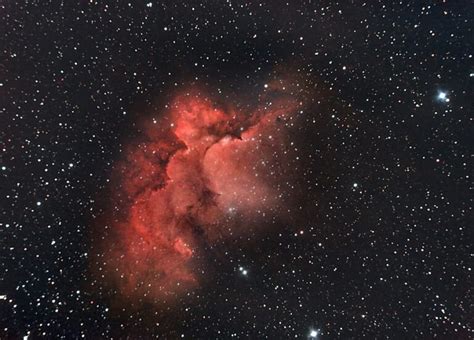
[1,1,473,339]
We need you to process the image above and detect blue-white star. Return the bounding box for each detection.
[437,91,449,103]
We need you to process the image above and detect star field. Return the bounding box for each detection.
[1,1,472,339]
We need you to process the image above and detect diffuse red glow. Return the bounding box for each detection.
[96,85,302,304]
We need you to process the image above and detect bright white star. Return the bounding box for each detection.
[437,91,449,102]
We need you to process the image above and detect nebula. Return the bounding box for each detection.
[94,83,303,304]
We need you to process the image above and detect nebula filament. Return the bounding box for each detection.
[95,84,302,304]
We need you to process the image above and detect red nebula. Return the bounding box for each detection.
[95,85,302,304]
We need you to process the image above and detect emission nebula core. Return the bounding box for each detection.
[95,83,304,305]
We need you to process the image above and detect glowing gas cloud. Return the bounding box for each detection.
[94,81,304,304]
